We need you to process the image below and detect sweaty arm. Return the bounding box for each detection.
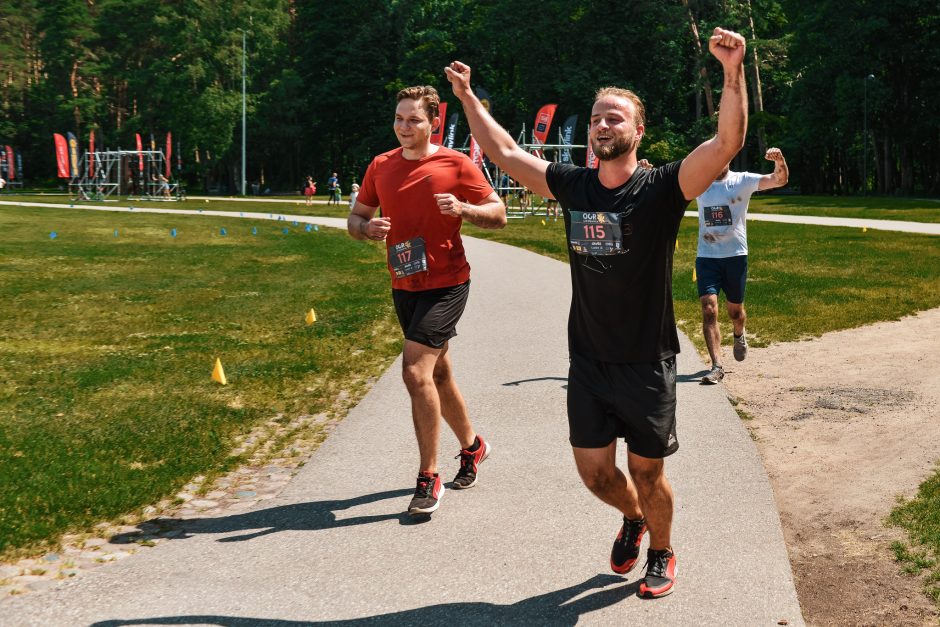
[758,147,789,191]
[435,191,506,229]
[679,27,749,200]
[445,61,553,199]
[347,201,391,241]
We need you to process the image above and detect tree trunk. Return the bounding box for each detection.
[681,0,715,118]
[882,134,894,194]
[900,143,913,195]
[744,0,766,156]
[872,132,884,194]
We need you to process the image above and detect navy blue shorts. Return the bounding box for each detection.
[696,255,748,304]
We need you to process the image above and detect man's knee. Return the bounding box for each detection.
[431,360,452,387]
[580,465,618,494]
[728,304,746,322]
[701,299,719,323]
[402,363,433,394]
[628,459,664,490]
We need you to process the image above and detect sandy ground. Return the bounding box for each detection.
[723,307,940,626]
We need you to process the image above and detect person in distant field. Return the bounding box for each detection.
[0,176,6,193]
[304,176,316,206]
[157,172,171,199]
[697,147,789,384]
[347,85,506,517]
[446,26,749,599]
[348,182,360,210]
[328,172,341,206]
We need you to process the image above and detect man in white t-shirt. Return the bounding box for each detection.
[698,147,788,384]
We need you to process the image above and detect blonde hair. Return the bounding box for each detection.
[594,87,646,128]
[396,85,440,121]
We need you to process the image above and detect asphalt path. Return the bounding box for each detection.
[0,202,815,625]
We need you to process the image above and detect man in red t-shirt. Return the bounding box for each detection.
[348,85,506,516]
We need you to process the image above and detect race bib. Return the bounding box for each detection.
[569,211,626,256]
[389,237,428,278]
[703,205,732,227]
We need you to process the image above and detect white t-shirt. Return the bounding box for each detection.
[695,171,762,258]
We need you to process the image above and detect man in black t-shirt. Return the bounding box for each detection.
[446,27,750,599]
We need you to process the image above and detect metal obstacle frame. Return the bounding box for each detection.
[458,124,587,219]
[70,149,183,202]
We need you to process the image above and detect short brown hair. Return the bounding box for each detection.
[594,87,646,128]
[396,85,440,121]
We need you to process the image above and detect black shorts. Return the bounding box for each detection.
[567,352,679,458]
[696,255,748,304]
[392,281,470,349]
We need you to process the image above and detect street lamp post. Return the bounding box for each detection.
[240,29,247,197]
[863,74,874,195]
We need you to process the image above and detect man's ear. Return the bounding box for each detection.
[431,115,441,133]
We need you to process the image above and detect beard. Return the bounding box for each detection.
[592,134,636,161]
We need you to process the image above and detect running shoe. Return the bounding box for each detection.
[701,365,724,385]
[638,548,677,598]
[733,332,748,361]
[610,516,647,574]
[452,436,491,489]
[408,472,444,515]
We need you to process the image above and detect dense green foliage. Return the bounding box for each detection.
[1,1,937,195]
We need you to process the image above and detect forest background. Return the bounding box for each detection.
[0,0,936,196]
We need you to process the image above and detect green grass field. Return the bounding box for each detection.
[889,468,940,604]
[0,206,400,560]
[465,215,940,348]
[750,195,940,223]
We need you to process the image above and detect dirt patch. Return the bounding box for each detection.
[724,308,940,626]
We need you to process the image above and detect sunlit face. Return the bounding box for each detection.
[394,99,438,150]
[589,96,644,161]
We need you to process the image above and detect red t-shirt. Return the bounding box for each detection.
[357,146,495,291]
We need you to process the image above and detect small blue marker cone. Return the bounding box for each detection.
[240,212,244,217]
[199,209,203,213]
[171,228,177,237]
[114,229,119,237]
[251,227,257,235]
[314,225,319,232]
[293,220,298,227]
[50,231,58,239]
[220,227,227,236]
[305,223,312,232]
[282,227,289,234]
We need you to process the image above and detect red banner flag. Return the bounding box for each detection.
[165,132,173,178]
[586,124,599,169]
[5,145,14,180]
[54,133,70,178]
[89,131,95,178]
[135,133,143,172]
[469,136,484,168]
[531,104,558,146]
[430,102,447,146]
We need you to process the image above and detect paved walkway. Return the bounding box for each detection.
[0,203,809,625]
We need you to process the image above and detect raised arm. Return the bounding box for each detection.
[679,27,748,200]
[758,147,789,190]
[445,61,553,199]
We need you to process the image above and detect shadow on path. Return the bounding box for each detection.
[90,574,635,626]
[111,489,416,545]
[502,376,568,388]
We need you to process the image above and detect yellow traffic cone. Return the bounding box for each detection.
[211,358,227,385]
[305,308,317,325]
[675,239,679,251]
[540,219,546,225]
[863,227,868,233]
[692,267,697,282]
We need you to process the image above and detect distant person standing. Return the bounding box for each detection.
[304,176,316,206]
[328,172,341,206]
[348,182,360,210]
[697,148,789,384]
[348,85,506,516]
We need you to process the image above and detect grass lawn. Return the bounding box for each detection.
[465,214,940,348]
[0,205,400,560]
[750,195,940,223]
[889,468,940,604]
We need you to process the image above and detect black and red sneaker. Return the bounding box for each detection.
[408,472,444,515]
[610,516,647,574]
[638,548,677,598]
[452,436,491,489]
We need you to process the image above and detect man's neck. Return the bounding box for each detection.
[402,142,438,161]
[597,153,638,189]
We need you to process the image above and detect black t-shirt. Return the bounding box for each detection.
[545,160,689,363]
